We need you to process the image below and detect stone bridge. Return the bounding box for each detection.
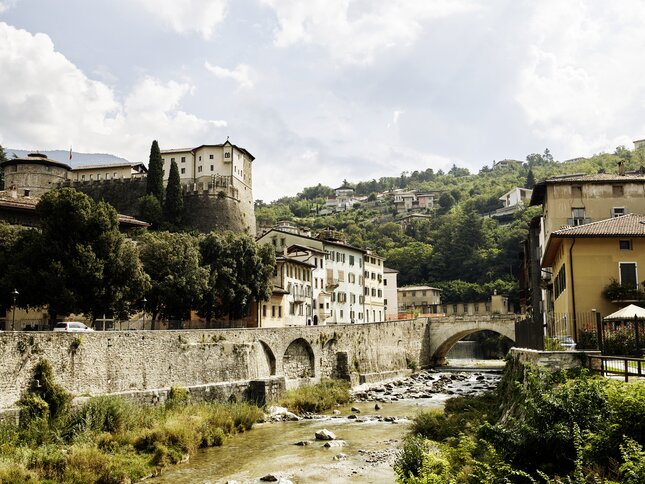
[0,316,516,412]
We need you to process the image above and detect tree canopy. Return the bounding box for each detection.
[146,140,164,203]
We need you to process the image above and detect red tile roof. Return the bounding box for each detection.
[551,213,645,238]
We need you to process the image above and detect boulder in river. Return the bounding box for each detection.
[260,475,278,482]
[374,403,382,410]
[315,429,336,440]
[351,406,361,413]
[323,440,347,448]
[333,453,348,460]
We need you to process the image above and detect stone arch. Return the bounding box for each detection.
[257,340,276,376]
[431,327,515,365]
[283,338,315,379]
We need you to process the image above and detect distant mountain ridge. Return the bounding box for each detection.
[5,149,133,168]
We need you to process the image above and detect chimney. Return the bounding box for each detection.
[618,160,625,176]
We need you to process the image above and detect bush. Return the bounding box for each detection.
[620,438,645,484]
[278,379,351,414]
[603,327,636,355]
[394,435,429,479]
[65,396,137,439]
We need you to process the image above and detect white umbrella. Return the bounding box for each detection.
[604,304,645,321]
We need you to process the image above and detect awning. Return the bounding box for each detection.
[604,304,645,321]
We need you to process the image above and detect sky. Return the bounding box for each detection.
[1,0,645,201]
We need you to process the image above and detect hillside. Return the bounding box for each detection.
[256,147,645,306]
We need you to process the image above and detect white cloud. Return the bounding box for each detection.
[204,62,255,88]
[515,0,645,157]
[0,0,18,13]
[0,22,226,161]
[260,0,481,64]
[133,0,227,39]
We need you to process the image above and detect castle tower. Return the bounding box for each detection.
[1,153,71,198]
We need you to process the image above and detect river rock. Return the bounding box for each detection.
[323,440,346,448]
[332,409,341,415]
[284,412,300,421]
[267,406,289,416]
[374,403,382,410]
[315,429,336,440]
[294,440,312,446]
[333,453,348,460]
[260,475,278,482]
[347,414,357,420]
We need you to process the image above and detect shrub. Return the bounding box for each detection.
[620,438,645,484]
[66,396,137,439]
[166,386,191,409]
[278,379,351,414]
[603,327,636,356]
[394,435,429,479]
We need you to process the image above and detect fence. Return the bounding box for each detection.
[588,355,645,382]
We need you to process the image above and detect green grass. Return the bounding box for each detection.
[0,395,264,482]
[278,379,351,414]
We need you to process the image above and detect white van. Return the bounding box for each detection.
[53,321,94,332]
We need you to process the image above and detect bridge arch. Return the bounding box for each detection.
[256,340,276,376]
[429,318,515,365]
[283,338,315,380]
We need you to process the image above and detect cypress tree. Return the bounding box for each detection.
[146,140,164,203]
[164,160,184,226]
[525,168,536,189]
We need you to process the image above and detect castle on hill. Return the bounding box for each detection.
[0,140,257,235]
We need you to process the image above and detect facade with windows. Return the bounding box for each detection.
[541,214,645,317]
[397,286,442,314]
[363,251,385,323]
[383,267,399,320]
[260,256,314,328]
[256,227,384,326]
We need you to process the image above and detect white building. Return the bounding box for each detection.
[383,267,399,320]
[256,226,384,326]
[363,251,385,323]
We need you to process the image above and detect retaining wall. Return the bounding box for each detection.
[0,319,430,412]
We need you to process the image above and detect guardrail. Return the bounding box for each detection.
[588,355,645,382]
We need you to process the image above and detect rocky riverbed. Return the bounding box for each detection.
[154,369,502,484]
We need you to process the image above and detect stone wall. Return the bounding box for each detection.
[0,319,430,411]
[508,348,600,371]
[66,179,255,235]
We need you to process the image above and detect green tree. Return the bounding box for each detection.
[384,242,433,285]
[199,232,275,321]
[138,231,208,325]
[138,194,163,228]
[163,160,184,227]
[146,140,164,203]
[438,192,455,214]
[525,168,536,189]
[13,188,149,324]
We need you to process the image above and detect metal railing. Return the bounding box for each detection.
[588,355,645,382]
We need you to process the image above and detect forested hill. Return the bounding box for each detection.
[256,147,645,306]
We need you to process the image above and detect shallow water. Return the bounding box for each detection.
[153,369,501,484]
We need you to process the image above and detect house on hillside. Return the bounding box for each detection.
[492,159,524,170]
[491,187,532,222]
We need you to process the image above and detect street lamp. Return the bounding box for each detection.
[142,297,147,330]
[11,289,19,331]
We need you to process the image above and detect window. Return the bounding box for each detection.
[613,185,624,197]
[612,207,626,217]
[384,279,387,286]
[262,305,267,317]
[199,156,202,161]
[620,240,632,251]
[198,166,203,173]
[278,306,282,318]
[81,175,85,180]
[349,255,355,266]
[171,157,175,162]
[181,168,185,174]
[225,152,231,159]
[619,262,638,289]
[554,264,566,299]
[210,165,214,171]
[97,174,101,180]
[271,306,276,317]
[571,208,586,226]
[181,156,186,163]
[209,154,214,159]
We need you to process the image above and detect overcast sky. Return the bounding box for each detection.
[1,1,645,201]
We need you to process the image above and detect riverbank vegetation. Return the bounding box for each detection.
[278,379,351,414]
[0,360,263,482]
[395,360,645,483]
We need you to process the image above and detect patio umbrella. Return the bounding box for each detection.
[604,304,645,321]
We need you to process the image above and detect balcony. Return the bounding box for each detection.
[293,291,308,303]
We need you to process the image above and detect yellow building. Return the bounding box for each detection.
[542,214,645,322]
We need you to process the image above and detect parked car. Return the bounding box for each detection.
[53,321,94,332]
[556,335,576,350]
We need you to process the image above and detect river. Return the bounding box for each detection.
[154,362,503,484]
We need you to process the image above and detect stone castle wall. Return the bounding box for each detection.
[66,178,255,235]
[0,319,430,412]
